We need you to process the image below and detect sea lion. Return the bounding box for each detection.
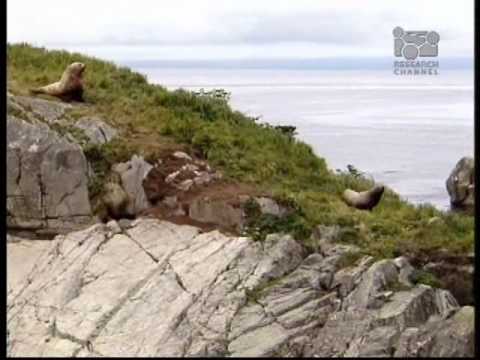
[102,182,131,220]
[94,172,133,222]
[30,62,86,102]
[342,184,385,211]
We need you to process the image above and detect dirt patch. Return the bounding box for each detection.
[141,205,237,235]
[141,151,264,235]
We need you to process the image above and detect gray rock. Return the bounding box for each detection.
[394,306,474,357]
[13,95,73,124]
[343,259,399,310]
[74,116,117,144]
[375,285,458,332]
[112,155,153,215]
[344,325,400,357]
[332,255,375,298]
[446,156,474,210]
[7,221,306,357]
[254,197,288,217]
[429,306,474,357]
[7,116,92,235]
[305,309,377,357]
[7,218,472,357]
[394,256,415,287]
[7,237,52,303]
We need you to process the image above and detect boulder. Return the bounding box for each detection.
[12,95,73,124]
[254,197,288,217]
[73,116,118,144]
[7,115,92,236]
[446,157,474,211]
[394,306,474,357]
[112,155,153,216]
[7,221,307,357]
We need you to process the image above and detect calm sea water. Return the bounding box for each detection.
[132,67,474,210]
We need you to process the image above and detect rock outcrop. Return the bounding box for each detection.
[10,95,74,124]
[142,151,288,232]
[7,219,474,357]
[7,115,93,237]
[73,116,118,145]
[112,155,153,216]
[446,157,474,211]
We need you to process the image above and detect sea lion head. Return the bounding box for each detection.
[61,62,86,82]
[58,62,86,98]
[367,184,385,208]
[369,184,385,197]
[67,62,86,77]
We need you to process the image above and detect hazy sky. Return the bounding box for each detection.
[7,0,474,61]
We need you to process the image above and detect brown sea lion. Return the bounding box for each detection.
[102,182,131,221]
[30,62,86,102]
[342,184,385,211]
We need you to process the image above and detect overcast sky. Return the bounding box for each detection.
[7,0,474,61]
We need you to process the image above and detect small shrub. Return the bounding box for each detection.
[412,270,444,288]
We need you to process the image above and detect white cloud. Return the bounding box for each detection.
[7,0,473,60]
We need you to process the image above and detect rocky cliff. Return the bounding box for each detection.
[7,219,474,357]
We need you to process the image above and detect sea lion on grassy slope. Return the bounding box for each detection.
[30,62,86,102]
[342,184,385,210]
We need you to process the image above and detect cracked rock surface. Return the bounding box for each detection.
[7,219,474,357]
[7,115,93,236]
[73,116,118,145]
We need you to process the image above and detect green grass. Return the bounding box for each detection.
[7,43,474,260]
[412,269,444,288]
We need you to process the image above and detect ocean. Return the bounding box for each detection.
[129,66,474,210]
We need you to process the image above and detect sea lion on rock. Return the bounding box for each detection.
[95,172,134,222]
[102,182,131,221]
[342,184,385,211]
[30,62,86,102]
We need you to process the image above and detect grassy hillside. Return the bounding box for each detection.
[7,43,473,260]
